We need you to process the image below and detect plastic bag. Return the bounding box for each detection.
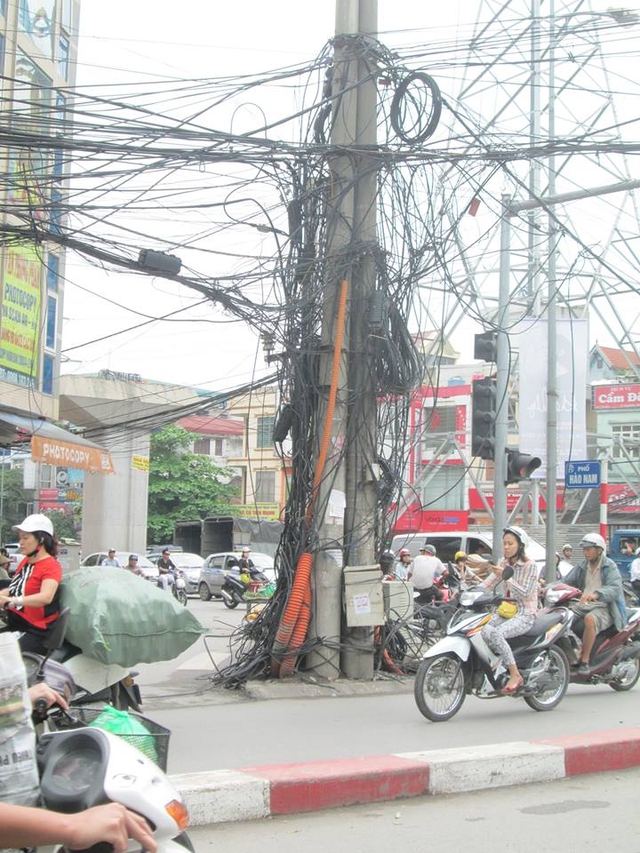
[497,600,518,619]
[61,566,206,666]
[88,706,158,765]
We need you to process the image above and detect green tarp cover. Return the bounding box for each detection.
[61,567,206,666]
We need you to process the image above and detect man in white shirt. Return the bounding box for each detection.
[101,549,121,567]
[408,545,445,603]
[630,547,640,596]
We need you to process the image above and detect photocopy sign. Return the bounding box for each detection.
[565,460,601,489]
[519,319,588,479]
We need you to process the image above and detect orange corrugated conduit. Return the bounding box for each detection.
[271,279,349,678]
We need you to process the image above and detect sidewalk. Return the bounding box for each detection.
[171,727,640,825]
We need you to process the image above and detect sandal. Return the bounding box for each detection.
[502,676,524,695]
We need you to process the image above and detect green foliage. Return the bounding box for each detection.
[0,465,33,543]
[147,425,238,543]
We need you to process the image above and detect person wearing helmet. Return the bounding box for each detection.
[407,545,445,603]
[101,548,121,568]
[561,543,574,563]
[125,554,143,576]
[630,547,640,597]
[0,514,62,655]
[395,548,413,581]
[480,526,540,694]
[238,547,255,573]
[564,533,625,674]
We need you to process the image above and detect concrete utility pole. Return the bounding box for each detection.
[307,0,379,680]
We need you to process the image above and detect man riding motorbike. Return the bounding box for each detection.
[563,533,626,674]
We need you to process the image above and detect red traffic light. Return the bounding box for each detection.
[506,449,542,484]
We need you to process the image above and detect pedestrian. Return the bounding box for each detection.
[156,548,176,592]
[101,548,121,567]
[0,514,63,655]
[408,545,445,604]
[480,526,540,694]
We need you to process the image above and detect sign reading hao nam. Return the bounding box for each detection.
[565,460,601,489]
[592,384,640,409]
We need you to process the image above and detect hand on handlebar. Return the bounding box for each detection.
[63,804,157,853]
[28,682,69,713]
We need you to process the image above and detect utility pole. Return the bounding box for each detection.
[307,0,379,680]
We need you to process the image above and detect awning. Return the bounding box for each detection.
[0,412,115,474]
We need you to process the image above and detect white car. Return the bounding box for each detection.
[149,551,204,594]
[79,551,159,581]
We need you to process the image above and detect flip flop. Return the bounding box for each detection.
[502,676,524,695]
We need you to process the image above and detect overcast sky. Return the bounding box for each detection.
[62,1,628,393]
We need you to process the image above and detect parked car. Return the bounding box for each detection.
[148,551,203,594]
[198,551,275,601]
[79,551,159,581]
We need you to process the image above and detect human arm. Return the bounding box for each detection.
[0,577,59,609]
[28,682,69,711]
[0,802,156,852]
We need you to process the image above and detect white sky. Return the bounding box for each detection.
[61,0,629,392]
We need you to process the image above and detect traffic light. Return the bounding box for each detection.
[474,331,497,362]
[471,377,497,460]
[506,448,542,484]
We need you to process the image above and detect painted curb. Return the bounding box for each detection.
[171,727,640,826]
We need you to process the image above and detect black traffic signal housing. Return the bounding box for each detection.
[471,377,497,460]
[474,330,497,362]
[506,448,542,484]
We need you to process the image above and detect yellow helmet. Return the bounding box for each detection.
[455,551,467,561]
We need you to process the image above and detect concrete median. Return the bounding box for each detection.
[170,726,640,826]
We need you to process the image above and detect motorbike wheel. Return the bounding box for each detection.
[610,655,640,691]
[175,588,188,606]
[198,583,212,601]
[223,592,240,609]
[523,646,569,712]
[414,653,466,722]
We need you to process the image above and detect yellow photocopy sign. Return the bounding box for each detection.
[0,245,41,386]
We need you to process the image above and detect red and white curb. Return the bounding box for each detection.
[170,727,640,826]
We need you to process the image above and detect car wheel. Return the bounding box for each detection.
[199,583,212,601]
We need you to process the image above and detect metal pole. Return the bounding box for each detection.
[545,0,558,584]
[492,194,511,559]
[600,456,609,542]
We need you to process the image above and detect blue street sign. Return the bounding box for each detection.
[565,460,601,489]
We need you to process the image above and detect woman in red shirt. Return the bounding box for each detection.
[0,514,62,654]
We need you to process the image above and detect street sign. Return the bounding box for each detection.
[565,460,601,489]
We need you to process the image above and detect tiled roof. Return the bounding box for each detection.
[177,415,244,436]
[595,346,640,370]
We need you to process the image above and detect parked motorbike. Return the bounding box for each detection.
[544,582,640,690]
[221,569,269,609]
[414,569,573,722]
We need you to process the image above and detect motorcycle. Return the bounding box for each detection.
[158,570,188,606]
[414,568,573,722]
[30,624,194,853]
[221,568,269,609]
[544,582,640,690]
[18,608,142,711]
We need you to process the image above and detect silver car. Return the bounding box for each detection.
[197,551,275,601]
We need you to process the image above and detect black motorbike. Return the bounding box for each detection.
[221,568,269,609]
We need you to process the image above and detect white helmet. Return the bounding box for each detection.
[635,547,640,557]
[579,533,606,552]
[13,513,54,536]
[503,525,529,549]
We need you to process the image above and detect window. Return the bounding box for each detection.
[46,295,56,349]
[255,470,275,502]
[256,416,275,449]
[42,354,54,394]
[58,36,69,78]
[421,404,457,451]
[193,438,210,455]
[612,424,640,459]
[46,253,59,291]
[39,463,55,488]
[213,437,223,456]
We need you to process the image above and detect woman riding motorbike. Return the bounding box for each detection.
[0,514,62,655]
[480,526,540,694]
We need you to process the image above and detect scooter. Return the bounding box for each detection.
[544,582,640,690]
[414,568,573,722]
[221,569,269,609]
[30,620,194,853]
[158,570,188,606]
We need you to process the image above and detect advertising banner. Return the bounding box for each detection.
[592,384,640,409]
[519,319,588,479]
[0,245,41,387]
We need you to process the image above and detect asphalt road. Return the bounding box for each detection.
[135,598,640,776]
[187,767,640,853]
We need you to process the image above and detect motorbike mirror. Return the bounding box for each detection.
[502,566,514,581]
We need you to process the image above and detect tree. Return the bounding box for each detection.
[0,464,34,543]
[147,425,238,543]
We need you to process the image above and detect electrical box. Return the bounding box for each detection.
[343,565,385,627]
[383,580,414,622]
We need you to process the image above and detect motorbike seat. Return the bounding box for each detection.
[520,611,564,637]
